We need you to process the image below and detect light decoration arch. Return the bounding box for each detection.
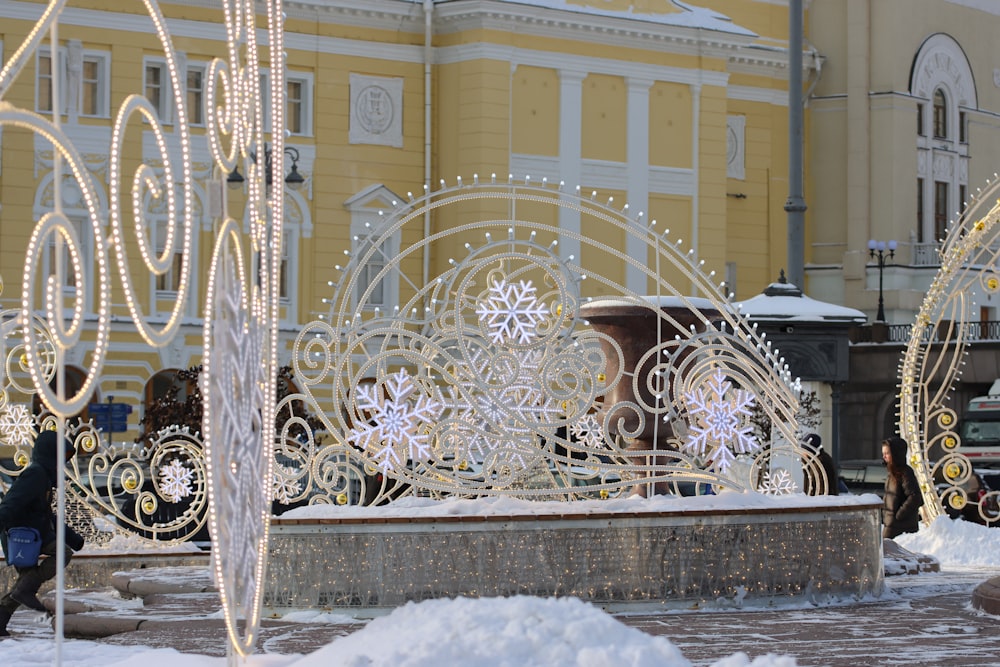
[289,176,821,503]
[899,175,1000,526]
[0,0,287,660]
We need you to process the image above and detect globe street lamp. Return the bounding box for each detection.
[868,239,897,323]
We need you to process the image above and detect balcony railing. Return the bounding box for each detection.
[850,320,1000,344]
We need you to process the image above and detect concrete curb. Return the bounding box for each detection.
[63,614,148,638]
[109,571,216,597]
[972,576,1000,616]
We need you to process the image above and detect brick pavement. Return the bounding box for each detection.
[6,565,999,666]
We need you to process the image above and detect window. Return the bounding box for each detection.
[145,59,208,125]
[154,219,183,293]
[959,184,967,217]
[279,231,291,301]
[934,181,949,241]
[80,57,101,116]
[145,63,167,120]
[917,178,924,242]
[250,230,293,301]
[959,110,967,144]
[45,218,84,290]
[259,70,312,136]
[287,79,304,135]
[356,237,387,309]
[37,53,54,112]
[36,45,109,118]
[346,185,402,314]
[917,103,925,136]
[933,89,948,138]
[187,67,205,125]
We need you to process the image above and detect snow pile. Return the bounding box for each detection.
[895,515,1000,567]
[291,595,793,667]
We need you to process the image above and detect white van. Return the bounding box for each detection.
[959,379,1000,465]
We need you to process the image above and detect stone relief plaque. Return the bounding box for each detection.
[349,73,403,148]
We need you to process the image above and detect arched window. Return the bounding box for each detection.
[933,88,948,138]
[911,35,975,263]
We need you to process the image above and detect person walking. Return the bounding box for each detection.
[881,436,924,539]
[0,431,86,637]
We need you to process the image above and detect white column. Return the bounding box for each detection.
[626,77,653,294]
[558,69,586,265]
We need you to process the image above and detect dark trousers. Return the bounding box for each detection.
[1,540,73,612]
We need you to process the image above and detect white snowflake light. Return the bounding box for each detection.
[681,368,759,472]
[158,458,195,503]
[272,464,302,504]
[476,279,550,344]
[569,413,606,449]
[350,369,443,472]
[441,347,560,477]
[0,404,36,447]
[760,468,798,495]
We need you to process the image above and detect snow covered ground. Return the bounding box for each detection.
[1,513,997,666]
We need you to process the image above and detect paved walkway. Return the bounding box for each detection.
[5,565,1000,666]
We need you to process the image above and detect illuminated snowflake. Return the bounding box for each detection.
[350,369,443,472]
[476,279,550,344]
[0,404,35,447]
[569,413,606,449]
[441,347,558,477]
[272,464,302,504]
[681,368,759,472]
[759,468,798,495]
[157,459,195,503]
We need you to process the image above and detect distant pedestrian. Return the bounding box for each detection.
[0,431,86,637]
[881,436,924,539]
[803,433,840,495]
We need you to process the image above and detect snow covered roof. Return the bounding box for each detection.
[734,273,868,324]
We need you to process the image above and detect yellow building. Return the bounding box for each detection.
[807,0,1000,325]
[0,0,809,441]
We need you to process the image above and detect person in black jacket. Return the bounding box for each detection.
[0,431,85,637]
[881,436,925,539]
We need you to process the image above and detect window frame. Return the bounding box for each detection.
[259,69,313,137]
[36,46,111,118]
[144,59,170,122]
[932,88,948,139]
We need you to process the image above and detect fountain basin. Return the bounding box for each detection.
[263,496,882,613]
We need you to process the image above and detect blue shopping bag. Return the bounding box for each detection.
[5,527,42,567]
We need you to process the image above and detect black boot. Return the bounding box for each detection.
[10,568,46,612]
[0,602,13,637]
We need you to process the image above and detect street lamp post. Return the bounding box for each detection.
[868,239,897,322]
[227,143,305,191]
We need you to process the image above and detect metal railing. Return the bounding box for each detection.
[851,320,1000,344]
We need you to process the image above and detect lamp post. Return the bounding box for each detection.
[868,239,897,322]
[227,143,305,191]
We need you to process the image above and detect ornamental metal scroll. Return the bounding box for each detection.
[0,0,284,660]
[899,179,1000,527]
[283,178,822,504]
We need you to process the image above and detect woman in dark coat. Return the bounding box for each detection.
[881,436,924,539]
[0,431,85,636]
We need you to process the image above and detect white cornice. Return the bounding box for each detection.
[728,85,788,107]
